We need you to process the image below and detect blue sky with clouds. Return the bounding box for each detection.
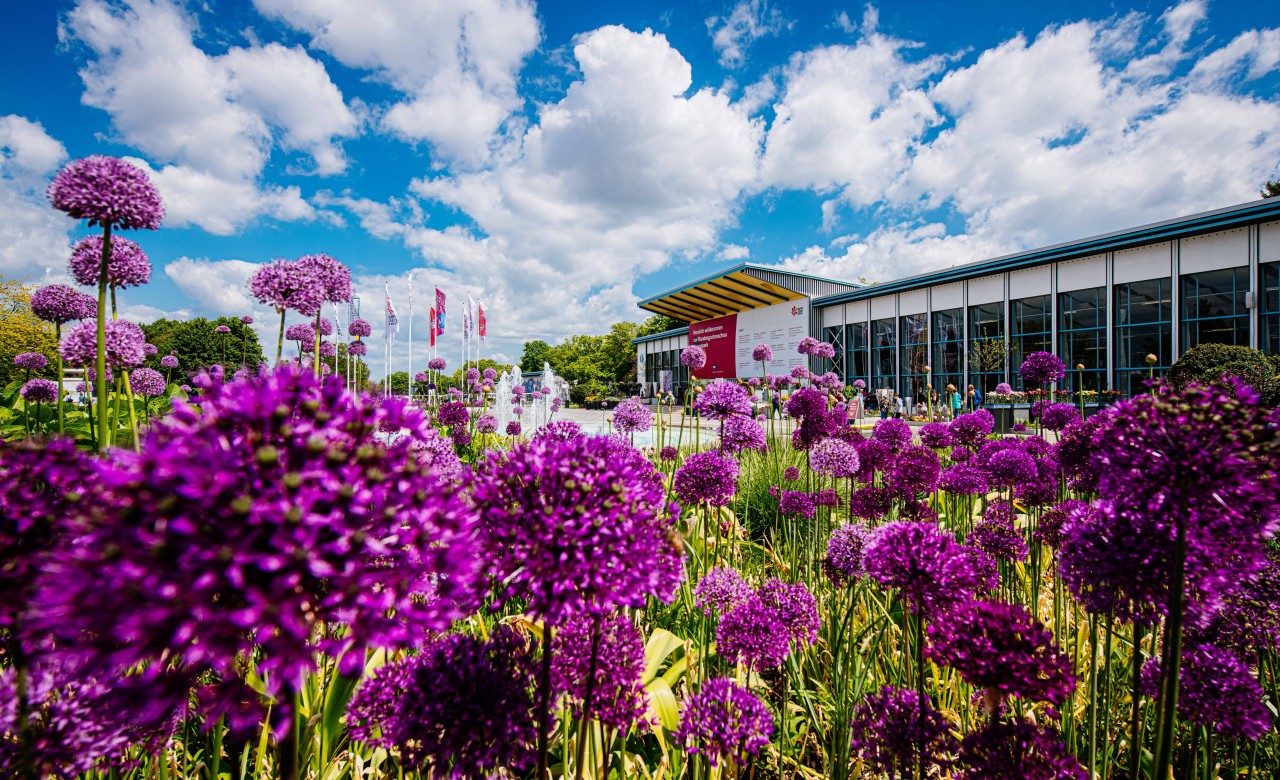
[1,0,1277,372]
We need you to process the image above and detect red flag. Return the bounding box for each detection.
[478,304,486,342]
[429,306,436,347]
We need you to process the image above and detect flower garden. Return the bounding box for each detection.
[1,156,1278,780]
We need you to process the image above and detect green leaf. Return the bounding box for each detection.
[644,676,680,732]
[641,628,685,684]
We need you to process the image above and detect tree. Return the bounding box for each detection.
[1168,344,1280,405]
[1263,180,1280,198]
[520,340,552,373]
[0,277,58,386]
[140,317,266,378]
[636,313,684,336]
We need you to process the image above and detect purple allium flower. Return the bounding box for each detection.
[659,445,679,462]
[214,324,231,335]
[464,368,480,384]
[552,611,647,729]
[757,578,819,648]
[48,155,164,230]
[992,382,1013,394]
[473,435,684,623]
[849,686,956,779]
[853,379,866,389]
[68,236,151,288]
[720,414,766,454]
[249,258,324,317]
[950,409,995,448]
[694,566,753,615]
[424,355,445,370]
[1212,545,1280,659]
[680,345,707,368]
[451,427,472,447]
[129,367,165,398]
[674,678,774,767]
[447,387,462,398]
[476,413,498,434]
[613,397,652,433]
[969,499,1029,562]
[154,355,180,374]
[959,720,1086,780]
[1062,382,1280,626]
[696,380,752,419]
[407,426,464,482]
[30,284,97,323]
[789,365,811,381]
[38,367,482,727]
[143,342,158,356]
[530,421,584,443]
[809,438,860,478]
[0,661,177,777]
[284,323,314,343]
[864,521,983,616]
[886,445,942,497]
[1034,500,1085,547]
[673,450,740,507]
[505,420,522,436]
[919,421,954,449]
[1053,412,1112,492]
[313,317,332,337]
[848,485,893,521]
[1141,643,1271,740]
[347,341,367,357]
[813,341,836,359]
[482,367,497,383]
[783,465,800,481]
[316,342,336,359]
[940,464,990,495]
[1011,423,1026,434]
[179,383,190,393]
[797,336,819,355]
[14,351,48,371]
[59,318,145,369]
[785,386,825,419]
[716,595,790,671]
[347,627,536,775]
[1020,351,1066,388]
[414,372,428,383]
[344,318,370,338]
[872,417,912,452]
[985,447,1037,486]
[778,489,817,518]
[752,344,773,362]
[295,253,352,304]
[928,600,1074,706]
[817,488,838,508]
[437,400,470,428]
[824,522,872,586]
[239,315,253,325]
[1038,402,1080,431]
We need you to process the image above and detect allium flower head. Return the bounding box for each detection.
[674,678,774,767]
[673,449,739,507]
[919,421,954,449]
[437,400,470,427]
[790,364,811,381]
[680,345,706,368]
[659,445,679,462]
[694,566,752,615]
[347,627,536,776]
[552,612,647,729]
[959,720,1086,780]
[317,342,336,358]
[30,284,97,324]
[530,421,584,443]
[14,351,48,371]
[720,414,766,453]
[240,315,253,324]
[349,318,372,338]
[613,397,652,433]
[249,258,323,316]
[143,342,158,355]
[1038,402,1080,431]
[315,317,333,336]
[284,322,314,342]
[1020,351,1066,388]
[986,447,1037,486]
[159,355,179,369]
[813,341,836,359]
[864,521,983,616]
[928,600,1074,705]
[886,445,942,497]
[48,155,164,230]
[872,417,912,451]
[810,438,860,478]
[849,686,956,779]
[752,344,773,362]
[950,410,995,448]
[778,490,817,518]
[482,367,497,382]
[347,341,367,356]
[1140,643,1271,740]
[716,595,790,671]
[797,336,819,355]
[475,413,498,434]
[940,464,990,495]
[696,380,752,419]
[68,234,151,288]
[129,367,165,398]
[848,485,893,521]
[505,420,521,436]
[825,522,872,586]
[59,318,145,369]
[783,465,800,481]
[473,435,684,622]
[295,253,352,303]
[758,578,819,648]
[785,386,826,420]
[39,367,482,727]
[214,324,231,335]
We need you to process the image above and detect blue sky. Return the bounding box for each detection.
[1,0,1277,373]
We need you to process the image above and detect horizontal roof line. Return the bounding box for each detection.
[631,326,690,344]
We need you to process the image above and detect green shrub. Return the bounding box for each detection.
[1168,343,1279,404]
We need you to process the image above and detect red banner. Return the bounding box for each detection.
[689,313,737,379]
[429,307,436,346]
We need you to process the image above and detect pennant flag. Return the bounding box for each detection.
[435,288,446,334]
[407,271,414,316]
[429,306,436,347]
[478,303,487,342]
[465,293,475,345]
[332,302,344,338]
[385,284,399,336]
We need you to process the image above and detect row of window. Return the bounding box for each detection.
[820,262,1280,398]
[640,348,691,390]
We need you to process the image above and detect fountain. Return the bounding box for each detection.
[531,362,569,431]
[493,367,520,436]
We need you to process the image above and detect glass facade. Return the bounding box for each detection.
[967,301,1005,393]
[871,318,896,397]
[642,347,689,393]
[845,321,869,387]
[1263,261,1280,355]
[821,325,845,378]
[1010,296,1051,389]
[1114,278,1172,397]
[931,308,963,398]
[1181,266,1250,349]
[1057,287,1107,392]
[899,313,929,402]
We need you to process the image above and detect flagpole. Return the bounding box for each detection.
[407,272,414,404]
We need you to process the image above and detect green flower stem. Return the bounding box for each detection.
[55,323,63,434]
[1151,516,1189,780]
[94,224,110,453]
[276,308,286,364]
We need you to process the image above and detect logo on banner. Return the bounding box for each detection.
[791,305,805,316]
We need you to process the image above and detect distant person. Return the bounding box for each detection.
[949,384,962,420]
[893,394,905,419]
[968,384,982,411]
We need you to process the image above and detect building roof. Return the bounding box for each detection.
[637,263,861,322]
[630,326,689,345]
[813,197,1280,307]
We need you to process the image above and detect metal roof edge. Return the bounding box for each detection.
[812,198,1280,307]
[741,263,864,289]
[631,326,690,345]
